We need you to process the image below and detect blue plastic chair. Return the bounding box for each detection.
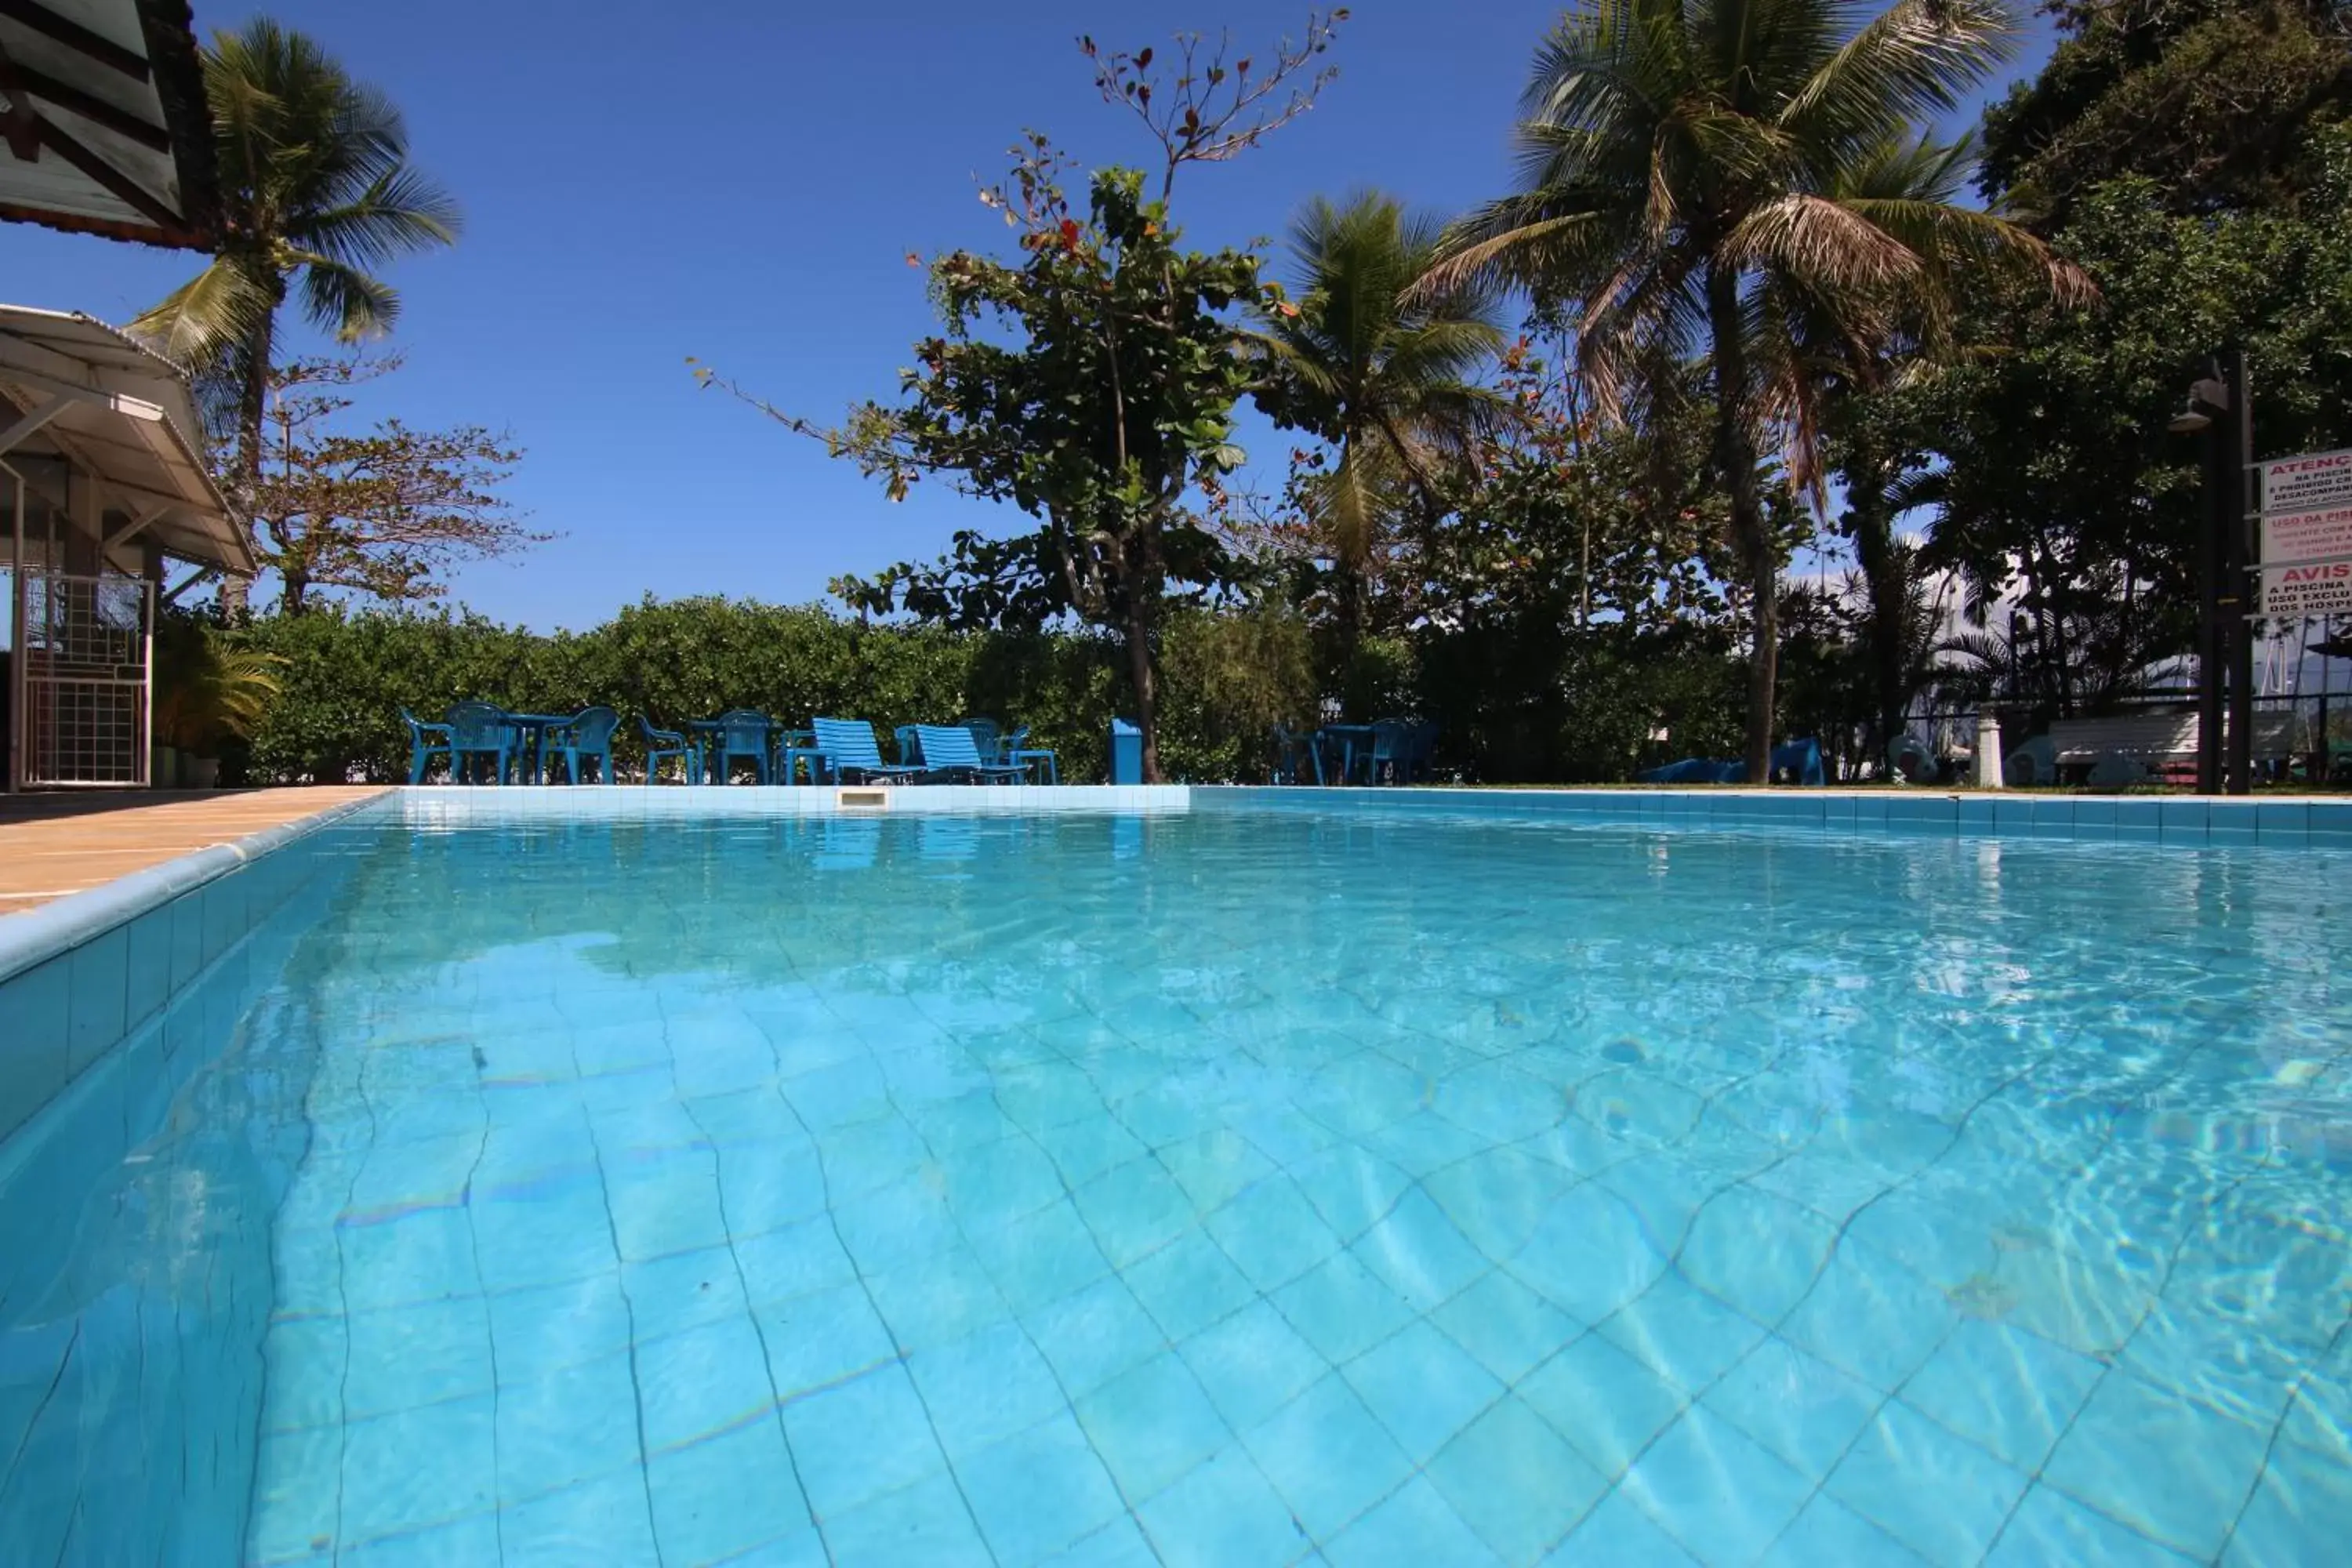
[639,716,703,785]
[550,706,619,784]
[810,717,927,784]
[401,708,453,784]
[998,724,1060,785]
[1405,720,1439,782]
[710,709,775,784]
[960,717,1002,762]
[447,702,515,784]
[1362,718,1412,785]
[913,724,1029,783]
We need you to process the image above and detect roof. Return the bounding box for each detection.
[0,0,219,248]
[0,303,252,572]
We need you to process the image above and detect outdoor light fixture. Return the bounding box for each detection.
[2167,374,2229,434]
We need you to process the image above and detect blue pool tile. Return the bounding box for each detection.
[1042,1516,1161,1567]
[344,1297,495,1419]
[1427,1397,1608,1563]
[0,959,72,1140]
[2218,1445,2351,1567]
[646,1420,817,1563]
[248,1424,343,1563]
[64,923,129,1076]
[1599,1272,1766,1392]
[1984,1483,2196,1566]
[1542,1489,1701,1566]
[1825,1399,2030,1566]
[167,887,205,989]
[339,1515,503,1565]
[1326,1473,1501,1566]
[1901,1319,2104,1470]
[1509,1183,1670,1323]
[734,1215,859,1307]
[1203,1174,1344,1293]
[2158,797,2209,842]
[822,1470,991,1568]
[1957,797,1998,833]
[864,1243,1012,1352]
[1073,1350,1232,1501]
[1621,1405,1813,1565]
[1286,1142,1416,1240]
[2310,804,2352,842]
[496,1350,641,1498]
[1138,1446,1309,1566]
[937,1135,1065,1232]
[1120,1230,1258,1343]
[1518,1333,1690,1479]
[123,905,172,1029]
[1024,1275,1167,1399]
[2207,809,2257,844]
[2042,1371,2273,1561]
[1779,1239,1958,1392]
[953,1413,1127,1564]
[1073,1159,1199,1269]
[1756,1494,1930,1566]
[756,1281,898,1398]
[1350,1188,1487,1312]
[1678,1185,1837,1322]
[636,1314,778,1454]
[1430,1268,1581,1384]
[2254,802,2310,843]
[1700,1335,1880,1479]
[969,1198,1115,1316]
[1339,1319,1504,1465]
[339,1393,498,1542]
[906,1322,1067,1460]
[1179,1300,1330,1432]
[499,1472,664,1565]
[488,1276,633,1384]
[1242,1373,1414,1541]
[1270,1250,1416,1366]
[781,1363,949,1520]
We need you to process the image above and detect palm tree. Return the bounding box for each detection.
[133,20,459,612]
[1250,192,1512,664]
[1425,0,2076,781]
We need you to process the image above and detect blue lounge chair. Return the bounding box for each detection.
[809,717,927,784]
[550,706,619,784]
[401,708,453,784]
[913,724,1029,783]
[639,716,703,785]
[710,708,775,784]
[960,717,1002,761]
[1000,724,1060,785]
[447,702,516,784]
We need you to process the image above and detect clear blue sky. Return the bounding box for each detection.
[4,1,2055,630]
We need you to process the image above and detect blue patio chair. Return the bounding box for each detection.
[710,708,775,784]
[1269,722,1318,785]
[401,708,453,784]
[1362,718,1413,785]
[913,724,1029,783]
[447,702,516,784]
[809,717,927,784]
[638,716,703,785]
[960,717,1002,762]
[999,724,1060,785]
[550,706,619,784]
[1405,720,1439,782]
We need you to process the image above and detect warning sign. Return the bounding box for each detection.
[2261,448,2352,514]
[2261,559,2352,615]
[2262,503,2352,564]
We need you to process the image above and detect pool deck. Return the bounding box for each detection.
[0,787,390,915]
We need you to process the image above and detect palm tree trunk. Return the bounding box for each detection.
[1706,267,1774,782]
[1851,496,1907,754]
[222,303,279,618]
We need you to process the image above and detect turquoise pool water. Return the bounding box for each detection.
[5,808,2349,1565]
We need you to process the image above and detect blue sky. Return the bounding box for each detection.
[5,1,2054,629]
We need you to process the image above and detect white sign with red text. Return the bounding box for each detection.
[2261,503,2352,565]
[2260,448,2352,514]
[2261,559,2352,615]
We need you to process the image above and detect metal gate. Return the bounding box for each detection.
[10,567,152,788]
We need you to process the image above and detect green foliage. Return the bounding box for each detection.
[1980,0,2352,223]
[153,619,285,753]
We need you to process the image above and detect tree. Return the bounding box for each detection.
[1427,0,2073,781]
[130,19,460,612]
[1979,0,2351,223]
[247,356,539,613]
[1247,191,1510,665]
[702,18,1345,781]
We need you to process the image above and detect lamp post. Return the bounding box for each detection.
[2167,348,2254,795]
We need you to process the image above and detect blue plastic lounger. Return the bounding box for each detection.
[401,708,453,784]
[960,717,1002,762]
[809,717,927,784]
[551,706,619,784]
[638,716,703,785]
[912,724,1029,783]
[1000,724,1061,785]
[710,709,775,785]
[446,702,516,784]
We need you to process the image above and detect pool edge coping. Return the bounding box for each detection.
[0,790,396,987]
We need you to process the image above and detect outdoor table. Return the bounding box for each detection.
[1314,724,1376,786]
[775,728,829,786]
[501,712,574,785]
[690,716,786,783]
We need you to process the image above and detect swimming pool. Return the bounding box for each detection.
[3,796,2347,1565]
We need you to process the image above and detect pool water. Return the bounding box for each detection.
[9,808,2352,1566]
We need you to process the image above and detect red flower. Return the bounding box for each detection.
[1058,219,1082,253]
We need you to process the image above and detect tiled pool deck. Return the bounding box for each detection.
[0,786,388,913]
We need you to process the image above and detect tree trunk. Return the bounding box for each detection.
[1706,267,1774,783]
[281,568,307,615]
[1124,591,1162,783]
[1851,497,1908,756]
[221,295,281,618]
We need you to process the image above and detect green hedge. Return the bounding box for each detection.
[222,597,1318,786]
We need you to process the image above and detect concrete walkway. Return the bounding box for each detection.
[0,787,388,914]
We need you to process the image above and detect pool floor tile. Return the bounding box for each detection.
[1136,1445,1310,1566]
[906,1321,1068,1459]
[1179,1299,1331,1432]
[1338,1318,1505,1464]
[1023,1275,1167,1399]
[1700,1334,1881,1479]
[1427,1396,1610,1563]
[1325,1473,1501,1566]
[495,1472,664,1566]
[1243,1372,1416,1541]
[1621,1406,1814,1566]
[1269,1250,1417,1365]
[1541,1489,1704,1566]
[822,1470,992,1568]
[1598,1272,1766,1393]
[644,1420,814,1563]
[952,1414,1127,1565]
[781,1363,949,1521]
[1073,1351,1234,1502]
[1517,1332,1691,1479]
[2042,1371,2276,1562]
[1900,1319,2105,1470]
[1755,1493,1931,1566]
[1826,1399,2031,1566]
[1984,1483,2196,1566]
[1119,1229,1258,1342]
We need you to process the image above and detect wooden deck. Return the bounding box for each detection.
[0,787,389,914]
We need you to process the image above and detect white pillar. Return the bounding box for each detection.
[1973,710,2005,789]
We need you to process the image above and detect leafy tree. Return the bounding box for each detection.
[1247,192,1510,662]
[131,20,459,611]
[1980,0,2351,223]
[702,20,1345,782]
[1427,0,2071,782]
[250,356,539,613]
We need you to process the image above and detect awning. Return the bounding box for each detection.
[0,0,217,248]
[0,303,250,573]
